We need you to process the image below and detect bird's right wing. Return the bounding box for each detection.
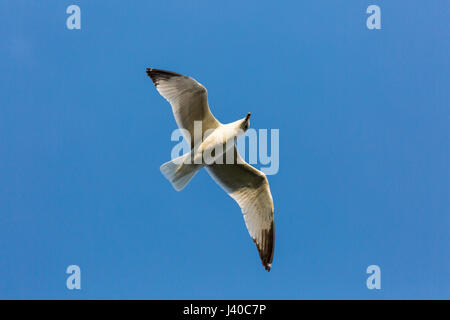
[206,148,275,271]
[146,68,220,148]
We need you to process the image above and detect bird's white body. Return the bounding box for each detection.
[192,119,247,165]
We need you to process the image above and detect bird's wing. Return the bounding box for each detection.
[146,68,221,148]
[206,148,275,271]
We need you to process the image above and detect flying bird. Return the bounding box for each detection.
[146,68,275,271]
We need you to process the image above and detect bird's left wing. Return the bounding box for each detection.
[206,148,275,271]
[146,68,220,148]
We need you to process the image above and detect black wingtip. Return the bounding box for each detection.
[146,68,157,86]
[254,220,275,272]
[146,68,184,86]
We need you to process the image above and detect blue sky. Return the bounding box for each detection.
[0,1,449,299]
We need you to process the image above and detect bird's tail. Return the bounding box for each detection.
[160,154,201,191]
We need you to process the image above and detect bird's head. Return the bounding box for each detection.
[241,112,251,132]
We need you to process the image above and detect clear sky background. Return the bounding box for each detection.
[0,1,449,299]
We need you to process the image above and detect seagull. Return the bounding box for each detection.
[146,68,275,271]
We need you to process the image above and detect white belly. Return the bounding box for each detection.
[193,126,236,165]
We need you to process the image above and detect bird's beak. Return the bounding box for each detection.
[245,113,251,121]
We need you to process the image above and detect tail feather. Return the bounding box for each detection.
[160,155,200,191]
